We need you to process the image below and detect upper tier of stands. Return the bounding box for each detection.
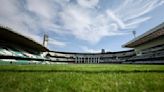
[125,44,164,64]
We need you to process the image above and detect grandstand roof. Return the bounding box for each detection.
[0,26,48,52]
[123,22,164,48]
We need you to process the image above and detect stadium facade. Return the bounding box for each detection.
[0,22,164,64]
[47,50,135,64]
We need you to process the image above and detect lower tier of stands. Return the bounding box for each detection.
[0,40,51,64]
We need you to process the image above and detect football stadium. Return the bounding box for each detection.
[1,22,164,64]
[0,0,164,92]
[0,21,164,92]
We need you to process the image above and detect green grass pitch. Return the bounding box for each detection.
[0,64,164,92]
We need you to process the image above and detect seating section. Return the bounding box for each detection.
[125,45,164,64]
[1,38,163,64]
[0,41,47,64]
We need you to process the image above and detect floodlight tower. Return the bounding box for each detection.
[132,30,136,38]
[43,34,48,47]
[101,49,105,54]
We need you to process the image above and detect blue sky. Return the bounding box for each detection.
[0,0,164,52]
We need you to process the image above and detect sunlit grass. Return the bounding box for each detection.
[0,64,164,92]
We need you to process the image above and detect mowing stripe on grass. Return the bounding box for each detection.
[0,69,164,73]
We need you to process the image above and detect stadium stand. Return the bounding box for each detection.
[1,22,164,64]
[47,50,135,64]
[47,22,164,64]
[123,22,164,64]
[0,26,49,64]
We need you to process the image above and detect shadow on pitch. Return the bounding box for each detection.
[0,70,164,73]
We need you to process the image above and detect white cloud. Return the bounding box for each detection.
[58,4,128,44]
[0,0,66,48]
[77,0,99,8]
[125,17,151,29]
[81,46,100,53]
[48,38,66,47]
[55,0,163,44]
[26,0,55,19]
[0,0,20,17]
[0,0,163,49]
[107,10,125,29]
[114,0,164,26]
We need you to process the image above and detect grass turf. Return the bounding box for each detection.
[0,64,164,92]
